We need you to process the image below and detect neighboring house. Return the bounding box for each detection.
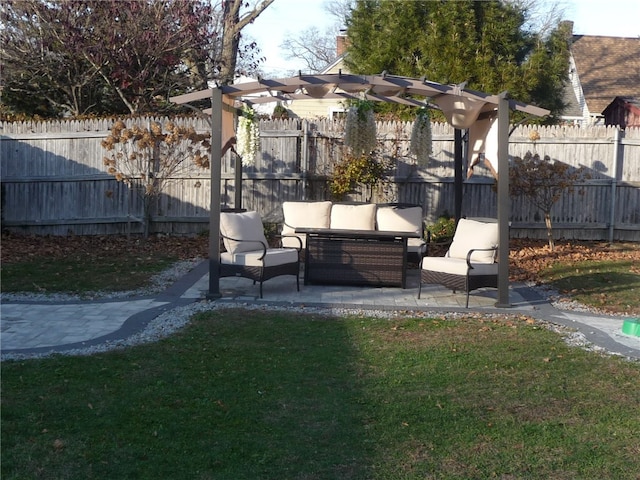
[563,33,640,126]
[284,35,350,119]
[602,96,640,128]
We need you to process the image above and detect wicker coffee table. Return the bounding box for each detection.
[296,228,418,288]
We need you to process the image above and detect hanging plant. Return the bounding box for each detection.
[410,107,432,167]
[344,99,377,155]
[236,104,260,166]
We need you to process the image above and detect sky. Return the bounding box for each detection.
[243,0,640,77]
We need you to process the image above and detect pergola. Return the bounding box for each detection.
[170,72,549,306]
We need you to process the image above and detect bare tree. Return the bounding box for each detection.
[281,27,338,73]
[1,0,276,116]
[278,0,352,73]
[217,0,275,85]
[1,1,104,116]
[506,0,567,37]
[102,120,211,237]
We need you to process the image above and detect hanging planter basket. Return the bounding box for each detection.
[410,107,432,167]
[344,99,377,155]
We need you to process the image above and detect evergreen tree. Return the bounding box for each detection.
[344,0,570,118]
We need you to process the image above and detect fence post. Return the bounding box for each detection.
[609,127,621,244]
[302,119,309,200]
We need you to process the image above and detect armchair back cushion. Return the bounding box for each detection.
[282,201,332,248]
[220,210,268,254]
[330,203,377,230]
[447,218,498,263]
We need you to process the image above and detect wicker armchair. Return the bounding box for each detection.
[418,218,499,308]
[220,210,301,298]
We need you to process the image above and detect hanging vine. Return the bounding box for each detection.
[343,99,377,155]
[409,107,432,167]
[235,104,260,166]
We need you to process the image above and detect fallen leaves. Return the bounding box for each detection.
[508,239,640,283]
[1,233,208,265]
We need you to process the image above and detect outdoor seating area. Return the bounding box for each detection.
[219,208,502,306]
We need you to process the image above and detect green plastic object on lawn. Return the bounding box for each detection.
[621,318,640,337]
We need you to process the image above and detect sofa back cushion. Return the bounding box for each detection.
[330,203,377,230]
[220,210,268,254]
[281,201,332,248]
[376,205,423,234]
[447,218,498,263]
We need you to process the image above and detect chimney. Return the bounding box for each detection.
[336,30,348,57]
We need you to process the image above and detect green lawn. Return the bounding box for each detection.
[2,309,639,479]
[0,254,176,294]
[541,258,640,314]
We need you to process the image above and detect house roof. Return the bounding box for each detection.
[571,35,640,114]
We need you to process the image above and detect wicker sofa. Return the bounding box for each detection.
[281,201,427,260]
[281,201,427,288]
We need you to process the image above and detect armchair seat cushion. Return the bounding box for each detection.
[221,248,299,267]
[422,257,498,276]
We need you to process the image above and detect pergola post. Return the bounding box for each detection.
[208,87,223,298]
[454,129,463,222]
[495,93,511,307]
[234,157,243,209]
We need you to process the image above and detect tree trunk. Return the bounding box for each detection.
[219,0,275,85]
[219,1,240,85]
[544,211,555,251]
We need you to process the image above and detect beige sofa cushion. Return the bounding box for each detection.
[376,206,423,234]
[281,201,332,248]
[220,210,268,254]
[447,218,498,263]
[330,203,377,230]
[377,205,425,254]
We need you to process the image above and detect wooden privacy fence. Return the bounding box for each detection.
[1,117,639,241]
